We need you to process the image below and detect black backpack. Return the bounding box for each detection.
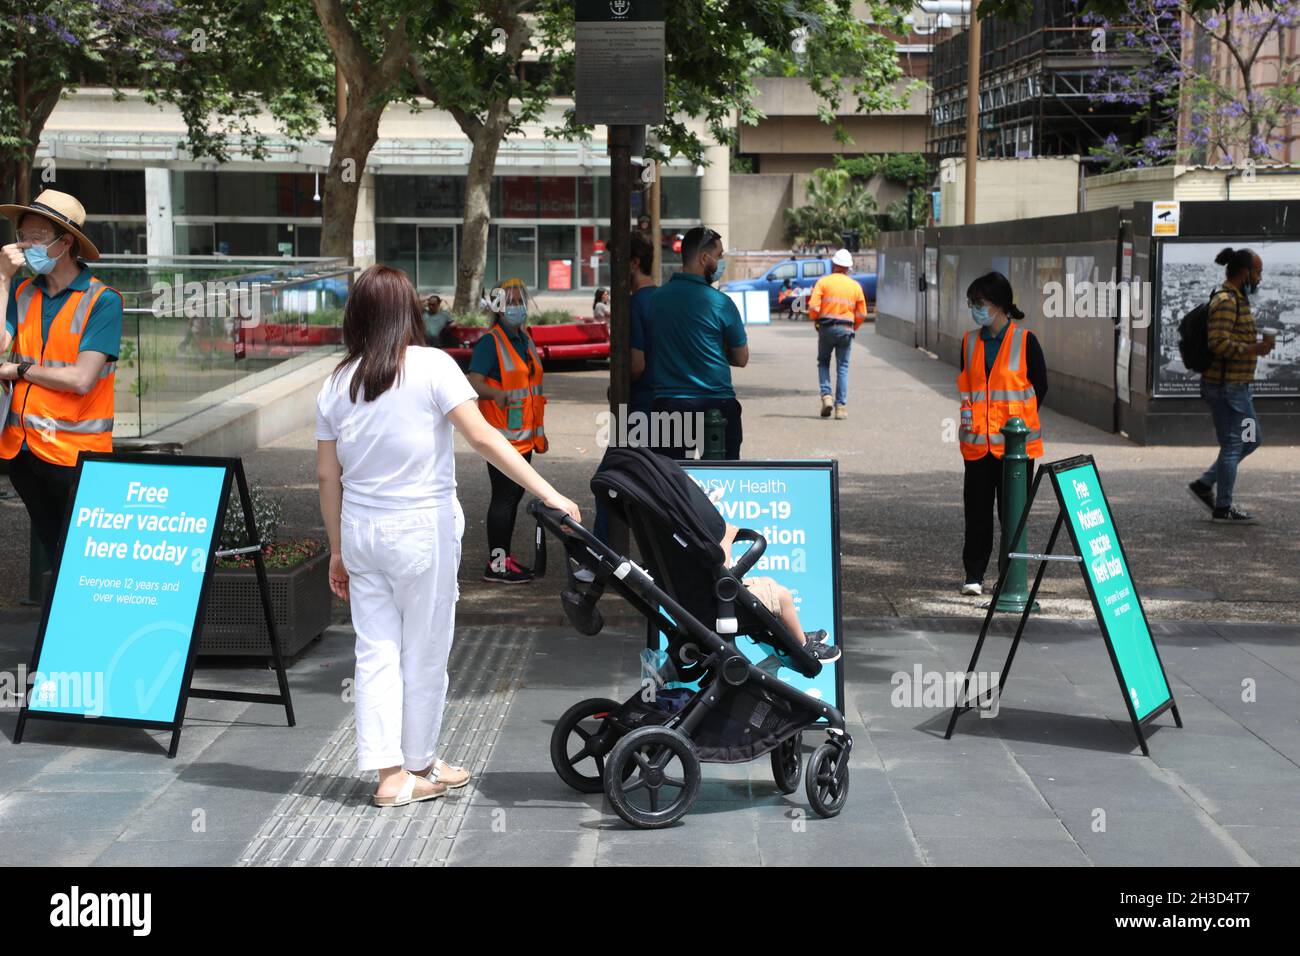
[1177,289,1222,374]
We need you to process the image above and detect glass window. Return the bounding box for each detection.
[804,261,826,277]
[538,225,575,290]
[417,226,456,292]
[769,263,797,281]
[377,223,417,284]
[29,169,145,216]
[175,223,216,256]
[660,176,701,220]
[537,177,576,218]
[172,171,217,217]
[80,221,147,256]
[216,173,280,217]
[498,177,537,219]
[578,177,596,218]
[214,222,281,255]
[377,175,465,217]
[498,226,536,287]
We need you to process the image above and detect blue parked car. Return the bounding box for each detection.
[722,257,876,316]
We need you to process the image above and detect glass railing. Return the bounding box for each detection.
[94,257,355,439]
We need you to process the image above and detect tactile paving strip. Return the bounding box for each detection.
[238,626,533,867]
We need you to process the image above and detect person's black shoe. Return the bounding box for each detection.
[482,555,534,583]
[1212,506,1257,524]
[1188,480,1215,512]
[805,639,842,663]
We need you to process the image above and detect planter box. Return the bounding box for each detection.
[199,549,331,657]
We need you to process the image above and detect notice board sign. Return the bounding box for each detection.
[946,455,1179,754]
[575,0,665,125]
[15,453,294,757]
[653,461,844,716]
[1052,458,1172,722]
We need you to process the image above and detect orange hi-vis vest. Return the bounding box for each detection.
[956,322,1043,461]
[0,277,116,467]
[807,272,868,329]
[479,323,547,454]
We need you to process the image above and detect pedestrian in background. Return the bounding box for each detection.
[808,248,868,419]
[0,190,123,565]
[590,231,660,559]
[316,265,579,807]
[956,271,1047,597]
[423,292,452,347]
[593,287,610,320]
[467,278,549,583]
[649,226,748,459]
[1187,246,1274,524]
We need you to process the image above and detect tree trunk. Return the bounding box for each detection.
[319,99,384,262]
[453,124,506,315]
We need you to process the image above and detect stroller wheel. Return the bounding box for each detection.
[551,698,623,794]
[805,741,850,818]
[770,732,803,794]
[604,726,701,829]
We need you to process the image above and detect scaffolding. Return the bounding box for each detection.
[927,0,1156,161]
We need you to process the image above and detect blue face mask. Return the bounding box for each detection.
[502,305,528,329]
[24,243,62,275]
[970,304,993,327]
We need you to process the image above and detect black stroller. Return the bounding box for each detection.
[529,446,852,829]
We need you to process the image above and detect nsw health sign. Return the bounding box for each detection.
[679,461,843,713]
[27,457,229,724]
[1054,460,1171,722]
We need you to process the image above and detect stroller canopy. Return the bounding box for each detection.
[593,447,726,567]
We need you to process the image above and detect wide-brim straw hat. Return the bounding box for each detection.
[0,189,101,261]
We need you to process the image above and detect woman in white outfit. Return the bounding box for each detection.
[316,265,581,807]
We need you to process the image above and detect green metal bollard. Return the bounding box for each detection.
[702,408,727,460]
[994,417,1039,614]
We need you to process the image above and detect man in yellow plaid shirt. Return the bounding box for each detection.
[1188,246,1276,524]
[808,248,868,420]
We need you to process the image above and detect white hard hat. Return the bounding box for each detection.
[832,249,853,268]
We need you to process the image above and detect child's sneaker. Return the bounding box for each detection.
[805,639,842,663]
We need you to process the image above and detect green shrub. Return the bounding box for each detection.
[534,309,577,325]
[221,482,282,551]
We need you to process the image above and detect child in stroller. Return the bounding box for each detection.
[529,446,852,829]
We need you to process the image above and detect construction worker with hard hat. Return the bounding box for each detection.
[808,248,868,419]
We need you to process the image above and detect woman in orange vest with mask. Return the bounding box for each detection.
[956,271,1048,597]
[467,279,548,583]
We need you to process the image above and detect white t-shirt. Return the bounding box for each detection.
[315,346,478,509]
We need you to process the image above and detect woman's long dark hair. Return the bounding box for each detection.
[966,271,1025,321]
[334,265,427,403]
[593,287,609,309]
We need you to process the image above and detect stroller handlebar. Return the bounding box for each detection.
[730,527,767,578]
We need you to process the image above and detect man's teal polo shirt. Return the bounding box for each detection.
[649,272,747,401]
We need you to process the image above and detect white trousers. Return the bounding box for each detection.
[342,498,464,773]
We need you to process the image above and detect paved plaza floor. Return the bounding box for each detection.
[0,322,1296,866]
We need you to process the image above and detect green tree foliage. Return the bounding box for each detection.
[786,167,878,247]
[833,152,929,185]
[0,1,331,207]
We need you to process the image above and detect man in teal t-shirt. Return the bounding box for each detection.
[649,226,749,459]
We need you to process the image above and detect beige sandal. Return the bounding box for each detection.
[373,771,447,807]
[413,759,471,789]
